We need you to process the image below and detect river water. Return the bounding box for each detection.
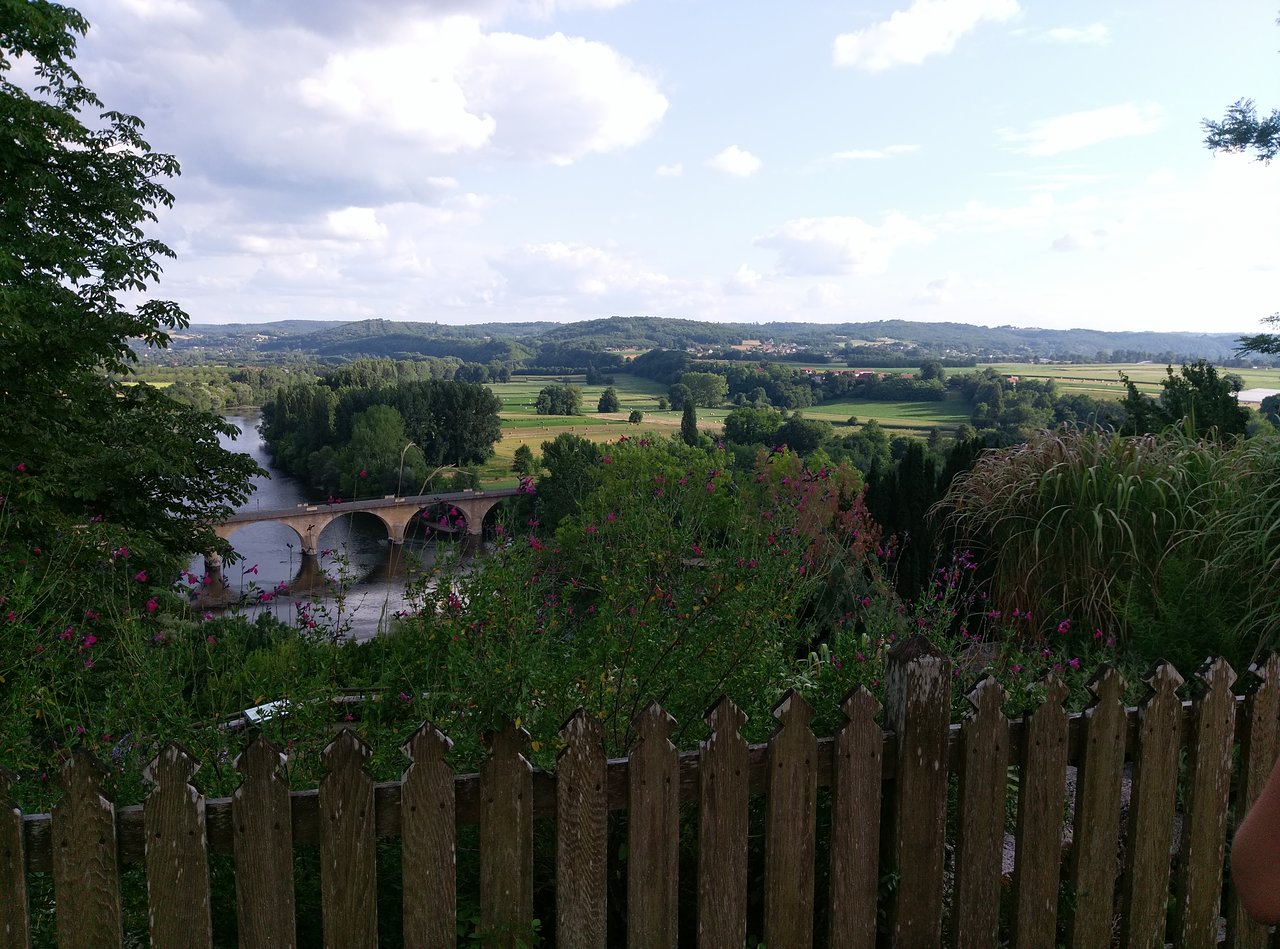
[193,413,461,640]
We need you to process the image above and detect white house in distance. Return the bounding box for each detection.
[1236,388,1280,406]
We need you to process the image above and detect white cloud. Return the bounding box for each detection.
[326,207,388,241]
[655,162,683,177]
[805,283,843,308]
[1038,23,1109,45]
[494,241,673,300]
[829,144,919,161]
[1002,104,1164,156]
[725,264,763,295]
[917,276,953,305]
[707,145,762,178]
[834,0,1019,71]
[756,213,932,276]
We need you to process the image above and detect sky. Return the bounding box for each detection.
[44,0,1280,332]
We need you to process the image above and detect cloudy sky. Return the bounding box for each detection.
[51,0,1280,331]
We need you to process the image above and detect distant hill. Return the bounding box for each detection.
[167,316,1256,366]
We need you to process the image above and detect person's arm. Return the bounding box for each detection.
[1233,755,1280,924]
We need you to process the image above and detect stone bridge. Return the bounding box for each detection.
[211,487,520,556]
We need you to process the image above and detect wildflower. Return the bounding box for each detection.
[259,592,274,603]
[207,635,217,645]
[133,570,147,583]
[4,611,13,623]
[75,725,86,736]
[145,597,158,613]
[245,564,259,576]
[606,512,617,522]
[202,611,213,621]
[603,455,612,464]
[113,546,129,560]
[691,543,702,556]
[81,635,97,649]
[1068,657,1081,671]
[359,469,367,478]
[1057,619,1071,635]
[399,691,411,703]
[1011,663,1023,675]
[83,658,94,669]
[1093,628,1104,640]
[59,628,74,642]
[529,536,545,550]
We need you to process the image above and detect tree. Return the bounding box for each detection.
[681,401,699,446]
[512,443,539,477]
[597,387,620,413]
[723,406,784,446]
[919,360,946,382]
[628,409,644,425]
[1122,361,1249,438]
[535,383,582,416]
[679,371,729,408]
[536,433,602,530]
[0,3,260,566]
[667,383,692,411]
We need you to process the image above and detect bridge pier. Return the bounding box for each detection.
[203,551,224,590]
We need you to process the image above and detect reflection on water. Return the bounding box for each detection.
[192,414,461,640]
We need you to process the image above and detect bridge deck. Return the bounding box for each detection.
[222,488,520,524]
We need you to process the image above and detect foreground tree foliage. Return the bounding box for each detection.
[0,2,259,567]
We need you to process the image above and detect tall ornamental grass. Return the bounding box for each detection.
[935,428,1245,660]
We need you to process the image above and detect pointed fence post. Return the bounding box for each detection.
[1118,661,1183,949]
[883,634,951,945]
[232,736,296,949]
[1174,657,1237,947]
[1012,674,1069,949]
[828,687,881,949]
[0,765,29,949]
[480,720,533,949]
[143,742,213,949]
[954,675,1009,949]
[697,696,748,949]
[320,728,377,949]
[628,701,678,949]
[53,750,122,949]
[1065,665,1127,949]
[764,690,817,949]
[1227,652,1280,949]
[556,709,607,949]
[402,723,456,949]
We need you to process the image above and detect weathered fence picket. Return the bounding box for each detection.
[53,750,122,949]
[143,742,213,949]
[232,735,296,949]
[763,690,817,949]
[1011,674,1069,949]
[1066,665,1127,949]
[827,687,881,949]
[320,728,377,949]
[628,701,678,949]
[1174,658,1237,947]
[883,635,951,945]
[401,723,455,949]
[479,720,533,949]
[697,696,748,949]
[1228,653,1280,949]
[555,709,607,949]
[7,653,1280,947]
[0,765,29,949]
[953,675,1008,949]
[1119,661,1184,949]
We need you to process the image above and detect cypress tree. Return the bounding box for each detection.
[681,401,699,445]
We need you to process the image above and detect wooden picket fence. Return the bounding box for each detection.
[2,641,1279,947]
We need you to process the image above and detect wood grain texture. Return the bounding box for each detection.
[1227,653,1280,949]
[828,687,881,949]
[555,709,607,949]
[883,635,951,946]
[697,696,748,949]
[764,690,817,949]
[401,723,456,949]
[1118,662,1183,949]
[1066,665,1127,949]
[142,742,212,949]
[233,736,296,949]
[0,766,29,949]
[1174,658,1237,948]
[1012,674,1069,949]
[628,701,678,949]
[479,720,533,949]
[319,728,377,949]
[954,675,1008,949]
[52,750,122,949]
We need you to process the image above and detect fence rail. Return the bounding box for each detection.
[3,639,1278,947]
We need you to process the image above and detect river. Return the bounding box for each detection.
[193,413,462,640]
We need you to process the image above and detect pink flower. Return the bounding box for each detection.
[1068,657,1081,670]
[145,597,158,613]
[1011,664,1023,675]
[529,536,545,550]
[202,611,213,621]
[1093,628,1104,640]
[1057,619,1071,635]
[245,564,259,576]
[259,591,274,603]
[133,570,147,582]
[691,542,702,556]
[606,512,617,522]
[16,462,26,473]
[83,658,94,669]
[359,469,367,478]
[399,691,411,703]
[4,610,13,623]
[59,628,74,642]
[81,635,97,649]
[206,635,217,645]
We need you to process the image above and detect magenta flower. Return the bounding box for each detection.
[206,635,217,645]
[1057,619,1071,635]
[145,597,158,613]
[133,570,147,582]
[81,635,97,649]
